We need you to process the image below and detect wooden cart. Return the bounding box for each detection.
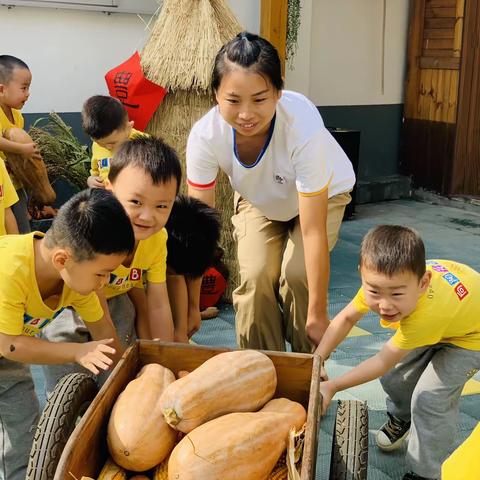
[29,341,368,480]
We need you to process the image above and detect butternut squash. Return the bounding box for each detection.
[161,350,277,432]
[107,363,177,472]
[97,457,127,480]
[167,398,306,480]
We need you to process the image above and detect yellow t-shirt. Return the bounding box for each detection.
[0,107,25,189]
[103,228,167,299]
[90,128,147,181]
[442,422,480,479]
[352,260,480,351]
[0,158,19,236]
[0,232,104,337]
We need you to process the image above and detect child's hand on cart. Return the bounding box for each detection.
[319,380,337,415]
[74,338,116,375]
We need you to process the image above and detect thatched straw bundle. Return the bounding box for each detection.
[142,0,243,299]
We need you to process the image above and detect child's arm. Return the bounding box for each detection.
[320,340,411,414]
[87,175,105,189]
[0,331,115,375]
[147,281,174,342]
[314,301,365,362]
[4,207,18,234]
[0,135,40,158]
[186,276,202,338]
[166,274,189,343]
[85,291,124,362]
[87,147,106,189]
[128,287,151,339]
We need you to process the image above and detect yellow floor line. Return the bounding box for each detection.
[462,379,480,396]
[347,325,371,337]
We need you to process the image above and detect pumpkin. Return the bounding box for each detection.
[167,398,306,480]
[161,350,277,432]
[107,363,177,471]
[97,457,127,480]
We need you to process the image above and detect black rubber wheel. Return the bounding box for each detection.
[329,399,369,480]
[27,373,98,480]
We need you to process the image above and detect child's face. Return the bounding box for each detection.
[95,120,133,153]
[0,67,31,110]
[360,266,431,323]
[107,165,177,242]
[215,67,281,138]
[58,252,127,296]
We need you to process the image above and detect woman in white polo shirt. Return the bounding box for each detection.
[187,32,355,353]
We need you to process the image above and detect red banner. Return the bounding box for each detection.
[105,51,167,131]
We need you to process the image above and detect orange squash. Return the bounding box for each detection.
[161,350,277,433]
[167,398,306,480]
[107,363,177,472]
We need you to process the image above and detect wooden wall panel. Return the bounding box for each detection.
[451,0,480,194]
[404,0,463,123]
[260,0,288,75]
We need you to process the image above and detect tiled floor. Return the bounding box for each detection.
[32,197,480,480]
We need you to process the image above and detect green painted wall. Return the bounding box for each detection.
[26,104,404,182]
[317,104,404,180]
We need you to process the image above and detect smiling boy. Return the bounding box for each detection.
[316,225,480,480]
[0,55,42,232]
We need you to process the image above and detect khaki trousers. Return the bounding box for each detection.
[232,192,351,353]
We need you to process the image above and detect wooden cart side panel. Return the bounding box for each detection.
[54,345,140,480]
[300,354,321,480]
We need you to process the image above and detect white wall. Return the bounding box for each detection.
[286,0,410,106]
[0,1,259,113]
[1,0,408,111]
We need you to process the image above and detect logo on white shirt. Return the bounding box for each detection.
[274,174,286,184]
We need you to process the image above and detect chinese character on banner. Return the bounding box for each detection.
[105,51,167,131]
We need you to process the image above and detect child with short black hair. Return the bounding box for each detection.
[42,136,182,391]
[316,225,480,480]
[165,194,221,341]
[0,188,134,480]
[0,55,45,233]
[82,95,146,189]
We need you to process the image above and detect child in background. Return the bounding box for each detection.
[165,194,221,341]
[0,157,19,235]
[0,55,40,233]
[0,188,134,480]
[42,136,181,392]
[82,95,146,188]
[316,225,480,480]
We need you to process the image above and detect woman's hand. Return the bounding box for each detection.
[306,312,330,347]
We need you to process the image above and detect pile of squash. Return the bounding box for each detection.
[96,350,306,480]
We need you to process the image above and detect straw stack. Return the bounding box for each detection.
[141,0,243,299]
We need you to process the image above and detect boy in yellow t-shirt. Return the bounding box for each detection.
[0,157,19,235]
[0,55,41,233]
[0,188,134,480]
[81,95,146,188]
[42,136,180,392]
[316,225,480,480]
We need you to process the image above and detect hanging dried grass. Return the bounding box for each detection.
[142,0,219,91]
[142,0,243,300]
